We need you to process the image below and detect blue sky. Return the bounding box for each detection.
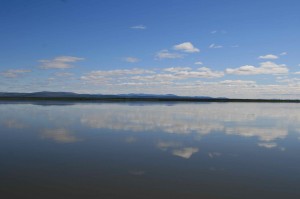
[1,0,300,98]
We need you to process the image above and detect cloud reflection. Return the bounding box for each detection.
[208,152,222,158]
[257,142,277,149]
[157,140,198,159]
[225,127,287,142]
[172,147,199,159]
[80,103,298,149]
[157,140,182,150]
[41,128,81,143]
[2,119,27,129]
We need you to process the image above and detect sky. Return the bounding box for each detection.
[1,0,300,98]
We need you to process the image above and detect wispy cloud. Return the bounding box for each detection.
[156,42,199,60]
[39,56,84,69]
[220,80,256,86]
[194,61,203,65]
[130,25,147,30]
[0,69,31,78]
[164,67,192,73]
[210,30,227,34]
[258,54,279,60]
[81,68,154,84]
[165,67,224,78]
[173,42,200,53]
[132,67,224,83]
[124,57,140,63]
[55,72,74,77]
[81,66,224,87]
[209,43,223,49]
[280,52,287,56]
[84,68,154,77]
[155,50,184,59]
[226,62,288,75]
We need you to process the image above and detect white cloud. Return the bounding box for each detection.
[280,52,287,56]
[155,50,184,59]
[279,78,300,86]
[164,67,192,73]
[130,25,146,30]
[0,69,31,78]
[83,68,153,77]
[220,80,256,86]
[55,72,74,77]
[226,61,288,75]
[258,54,279,60]
[39,56,84,69]
[130,73,181,83]
[160,67,224,79]
[173,42,200,53]
[81,68,155,83]
[81,66,224,87]
[211,30,227,34]
[209,43,223,49]
[194,61,203,65]
[191,67,224,78]
[124,57,139,63]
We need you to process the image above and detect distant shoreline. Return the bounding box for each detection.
[0,97,299,103]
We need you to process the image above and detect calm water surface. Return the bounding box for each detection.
[0,102,300,199]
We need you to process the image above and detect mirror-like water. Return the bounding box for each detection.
[1,102,300,199]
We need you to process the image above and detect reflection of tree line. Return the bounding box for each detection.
[0,100,77,106]
[1,97,300,103]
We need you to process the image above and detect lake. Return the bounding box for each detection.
[0,102,300,199]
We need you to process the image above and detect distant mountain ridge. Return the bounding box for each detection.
[0,91,216,99]
[1,92,300,103]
